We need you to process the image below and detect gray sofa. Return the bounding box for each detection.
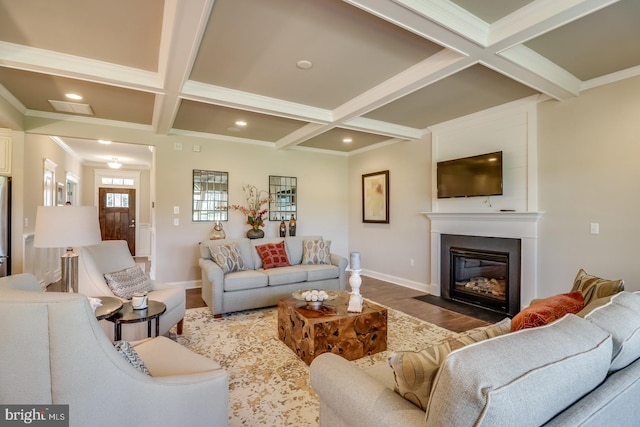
[199,236,347,316]
[311,291,640,426]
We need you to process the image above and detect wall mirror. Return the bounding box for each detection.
[192,169,228,222]
[269,175,297,221]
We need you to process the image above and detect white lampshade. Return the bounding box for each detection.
[34,206,102,248]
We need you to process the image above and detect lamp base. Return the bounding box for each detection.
[61,248,79,293]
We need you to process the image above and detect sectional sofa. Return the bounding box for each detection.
[311,290,640,426]
[199,236,347,316]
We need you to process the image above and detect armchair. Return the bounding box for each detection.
[0,275,228,427]
[76,240,185,341]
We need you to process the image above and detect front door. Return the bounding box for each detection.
[99,187,136,255]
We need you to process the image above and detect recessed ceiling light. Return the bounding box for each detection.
[343,137,353,143]
[235,120,247,127]
[296,60,313,70]
[98,140,112,145]
[65,93,82,100]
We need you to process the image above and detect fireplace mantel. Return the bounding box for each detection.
[422,211,544,310]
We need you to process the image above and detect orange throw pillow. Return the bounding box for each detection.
[511,291,584,331]
[255,241,291,269]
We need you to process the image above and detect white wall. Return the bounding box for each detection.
[429,98,538,213]
[154,136,349,285]
[537,75,640,294]
[348,137,432,290]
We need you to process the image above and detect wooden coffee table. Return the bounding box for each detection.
[277,291,387,365]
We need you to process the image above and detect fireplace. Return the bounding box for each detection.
[441,234,521,317]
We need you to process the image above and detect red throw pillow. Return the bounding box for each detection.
[255,241,291,269]
[511,291,585,331]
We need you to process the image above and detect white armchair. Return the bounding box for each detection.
[76,240,185,341]
[0,274,228,427]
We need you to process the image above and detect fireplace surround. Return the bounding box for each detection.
[424,211,544,312]
[441,234,521,317]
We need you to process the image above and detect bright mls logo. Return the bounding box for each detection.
[1,405,68,426]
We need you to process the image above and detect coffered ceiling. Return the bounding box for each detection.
[0,0,638,165]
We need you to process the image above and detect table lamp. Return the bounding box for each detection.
[34,206,102,293]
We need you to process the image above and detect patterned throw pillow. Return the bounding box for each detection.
[104,265,152,299]
[388,318,511,410]
[255,241,291,269]
[511,291,584,331]
[114,340,150,375]
[209,242,246,274]
[301,240,332,265]
[572,268,624,306]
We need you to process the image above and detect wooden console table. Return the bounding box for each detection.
[277,291,387,365]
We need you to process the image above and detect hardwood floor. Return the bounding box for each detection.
[187,275,491,333]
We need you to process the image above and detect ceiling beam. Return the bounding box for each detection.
[345,0,617,102]
[275,50,468,150]
[154,0,214,135]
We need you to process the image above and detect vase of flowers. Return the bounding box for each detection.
[229,185,270,239]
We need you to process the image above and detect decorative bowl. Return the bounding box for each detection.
[292,289,337,309]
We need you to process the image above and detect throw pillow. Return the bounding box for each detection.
[511,291,584,331]
[255,241,291,269]
[572,268,624,306]
[114,340,150,375]
[301,240,332,265]
[388,317,511,410]
[209,242,246,274]
[104,265,152,300]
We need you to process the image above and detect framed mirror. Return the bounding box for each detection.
[269,175,297,221]
[192,169,228,222]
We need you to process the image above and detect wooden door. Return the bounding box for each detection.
[99,187,136,255]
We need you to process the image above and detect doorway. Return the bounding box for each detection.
[99,187,136,255]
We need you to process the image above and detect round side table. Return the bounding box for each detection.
[108,300,167,341]
[94,296,124,321]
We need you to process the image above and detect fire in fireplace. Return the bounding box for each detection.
[441,234,521,317]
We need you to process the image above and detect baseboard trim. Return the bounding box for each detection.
[166,280,201,290]
[361,270,429,293]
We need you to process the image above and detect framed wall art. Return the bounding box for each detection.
[362,170,389,223]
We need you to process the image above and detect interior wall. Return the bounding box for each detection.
[429,99,538,213]
[22,134,84,234]
[14,133,83,275]
[82,166,151,224]
[348,136,432,290]
[537,75,640,295]
[153,136,349,285]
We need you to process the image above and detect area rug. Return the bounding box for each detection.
[173,305,458,427]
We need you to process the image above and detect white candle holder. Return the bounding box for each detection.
[348,269,363,312]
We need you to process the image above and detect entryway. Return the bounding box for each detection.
[98,187,136,256]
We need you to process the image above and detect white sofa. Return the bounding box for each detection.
[311,292,640,427]
[77,240,185,341]
[199,236,347,316]
[0,274,228,427]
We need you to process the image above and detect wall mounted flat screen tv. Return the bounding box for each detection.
[437,151,503,199]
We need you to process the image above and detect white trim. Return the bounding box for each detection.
[360,269,428,293]
[423,211,544,309]
[165,280,201,290]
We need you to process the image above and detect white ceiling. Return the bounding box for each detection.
[0,0,638,166]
